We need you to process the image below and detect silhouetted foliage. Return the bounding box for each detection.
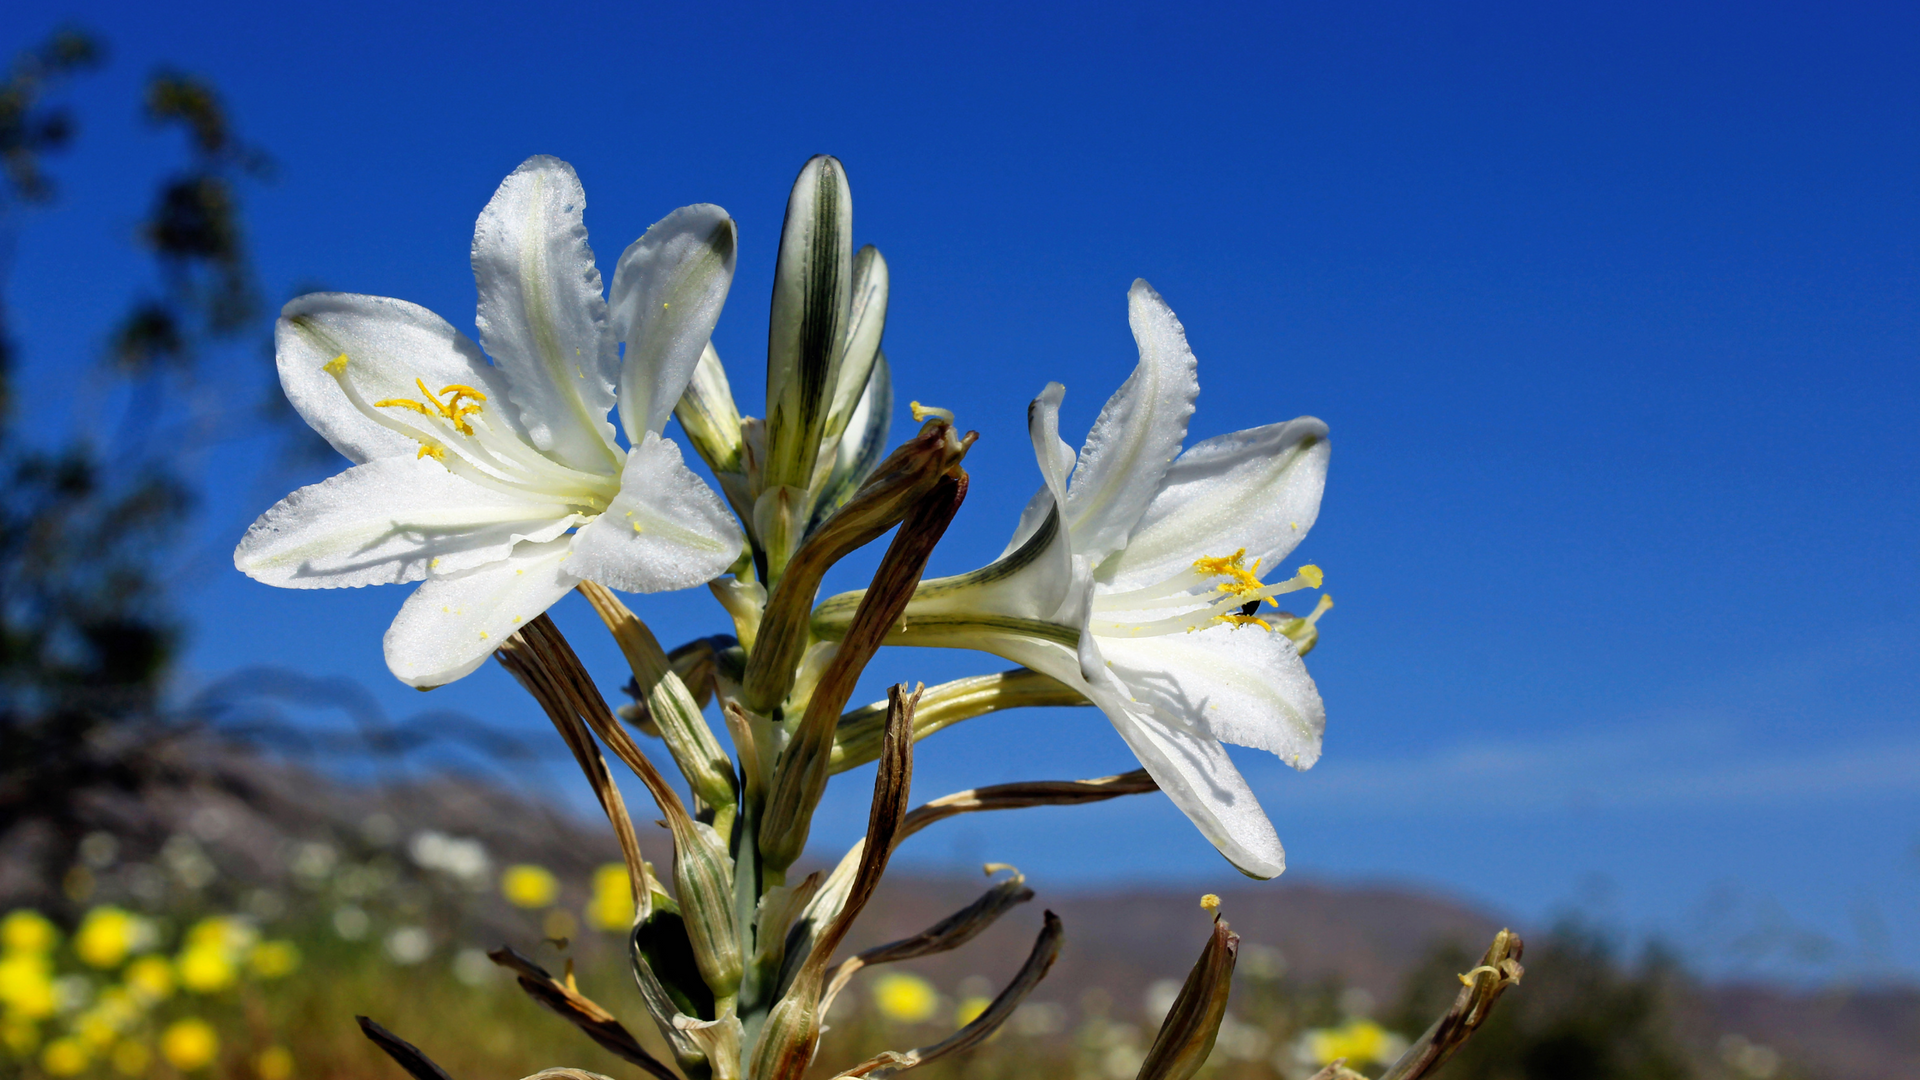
[0,26,106,414]
[113,70,271,371]
[0,26,103,206]
[0,29,269,901]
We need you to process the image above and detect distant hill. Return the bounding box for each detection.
[4,745,1913,1078]
[843,874,1502,1003]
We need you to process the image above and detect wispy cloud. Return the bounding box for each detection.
[1261,729,1920,813]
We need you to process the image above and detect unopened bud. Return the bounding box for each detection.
[672,819,742,1003]
[1136,913,1239,1080]
[808,350,893,531]
[746,977,821,1080]
[763,155,853,501]
[820,245,888,453]
[675,343,746,477]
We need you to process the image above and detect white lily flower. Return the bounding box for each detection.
[236,156,745,688]
[819,279,1330,878]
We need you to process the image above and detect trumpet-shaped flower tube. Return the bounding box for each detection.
[237,157,744,687]
[815,280,1330,877]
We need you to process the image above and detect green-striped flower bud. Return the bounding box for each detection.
[673,818,742,1004]
[763,156,853,522]
[744,978,819,1080]
[676,343,746,477]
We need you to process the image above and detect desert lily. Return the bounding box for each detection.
[246,154,1526,1080]
[234,156,743,687]
[815,280,1332,878]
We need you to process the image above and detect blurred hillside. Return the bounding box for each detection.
[1,745,1913,1080]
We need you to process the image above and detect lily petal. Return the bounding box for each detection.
[609,204,738,439]
[235,456,578,589]
[1102,417,1330,593]
[1063,279,1198,563]
[902,383,1078,626]
[1029,382,1077,511]
[382,537,580,688]
[1095,629,1324,768]
[472,155,621,474]
[567,432,743,593]
[276,293,511,465]
[1080,663,1287,878]
[995,380,1077,562]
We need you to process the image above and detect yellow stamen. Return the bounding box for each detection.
[416,443,446,461]
[909,401,955,423]
[377,399,436,422]
[1216,613,1273,632]
[1199,894,1220,911]
[1191,548,1245,577]
[323,353,349,376]
[631,522,644,533]
[374,378,486,436]
[1297,564,1323,589]
[1193,548,1272,601]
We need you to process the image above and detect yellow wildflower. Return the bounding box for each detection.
[0,951,56,1019]
[124,954,175,1002]
[500,865,559,909]
[111,1040,151,1077]
[0,910,58,954]
[871,973,939,1024]
[1303,1019,1400,1067]
[40,1036,89,1076]
[185,916,255,955]
[584,864,634,931]
[955,995,992,1026]
[160,1018,219,1070]
[248,940,301,979]
[74,907,140,969]
[256,1044,295,1080]
[176,945,236,994]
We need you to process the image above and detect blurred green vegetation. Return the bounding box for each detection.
[2,850,1754,1080]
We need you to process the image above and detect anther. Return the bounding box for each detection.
[909,401,955,423]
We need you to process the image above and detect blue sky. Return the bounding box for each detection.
[8,1,1916,981]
